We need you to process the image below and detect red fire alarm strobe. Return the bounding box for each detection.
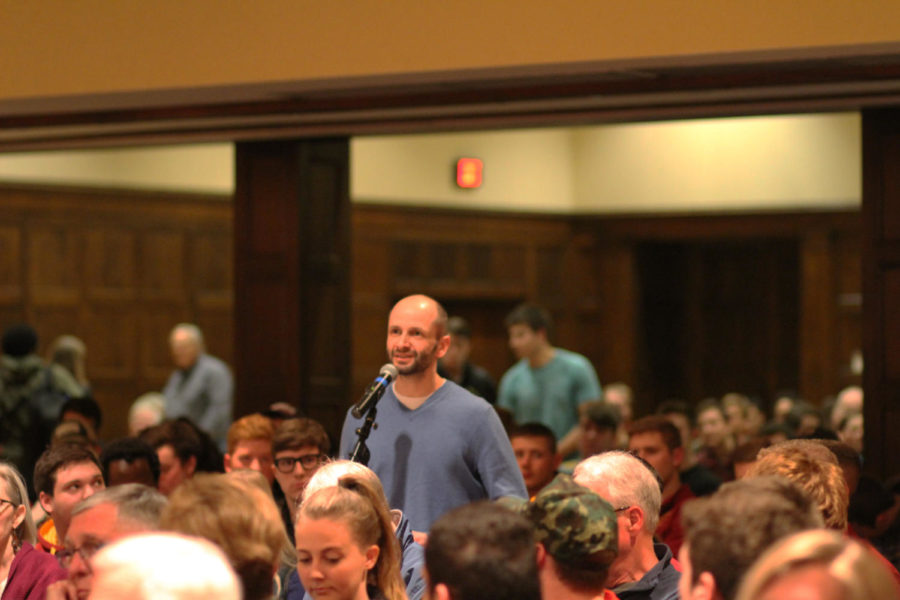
[456,158,483,189]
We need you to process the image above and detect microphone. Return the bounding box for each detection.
[351,363,399,418]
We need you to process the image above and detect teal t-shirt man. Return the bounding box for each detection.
[498,304,602,457]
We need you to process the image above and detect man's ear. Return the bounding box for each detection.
[223,454,233,473]
[535,542,547,568]
[38,491,54,517]
[432,583,453,600]
[687,571,718,600]
[435,334,451,359]
[626,505,645,534]
[184,455,197,477]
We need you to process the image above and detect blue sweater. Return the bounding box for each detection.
[340,380,527,531]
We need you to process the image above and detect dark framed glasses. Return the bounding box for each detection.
[274,454,325,473]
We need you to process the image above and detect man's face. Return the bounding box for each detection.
[386,301,447,376]
[511,435,559,497]
[628,432,681,487]
[169,329,200,370]
[507,324,543,360]
[156,445,195,496]
[225,438,275,485]
[40,461,105,538]
[579,418,617,458]
[106,458,156,488]
[697,408,728,447]
[273,445,323,504]
[64,502,129,598]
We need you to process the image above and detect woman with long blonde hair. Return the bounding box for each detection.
[296,475,406,600]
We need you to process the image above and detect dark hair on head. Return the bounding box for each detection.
[732,438,770,463]
[656,399,694,425]
[504,303,553,338]
[551,554,612,594]
[272,418,330,456]
[580,401,620,431]
[59,395,102,431]
[1,323,38,357]
[695,397,725,419]
[300,475,405,600]
[447,316,471,338]
[816,439,862,470]
[100,437,161,485]
[139,418,223,473]
[682,476,824,600]
[427,502,540,600]
[509,422,558,453]
[761,422,793,439]
[33,443,102,497]
[628,416,682,449]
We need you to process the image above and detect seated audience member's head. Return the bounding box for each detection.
[759,421,792,446]
[89,533,241,600]
[127,392,166,437]
[34,443,105,544]
[731,438,769,480]
[831,385,863,431]
[139,418,211,496]
[99,437,160,488]
[578,402,621,457]
[50,419,101,456]
[789,401,824,438]
[735,529,900,600]
[161,473,285,600]
[746,440,849,531]
[271,418,330,509]
[297,475,406,600]
[572,451,665,591]
[0,461,36,549]
[627,416,684,493]
[510,423,561,499]
[59,395,103,437]
[680,476,824,600]
[721,393,749,437]
[426,502,539,600]
[695,399,731,450]
[772,392,796,423]
[656,400,695,454]
[603,382,633,424]
[224,413,275,485]
[55,483,166,599]
[517,474,617,600]
[837,411,864,454]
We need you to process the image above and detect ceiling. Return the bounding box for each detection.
[3,46,900,151]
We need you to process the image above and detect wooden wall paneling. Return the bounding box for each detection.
[861,108,900,478]
[234,139,351,443]
[0,184,232,440]
[27,226,81,306]
[0,226,22,305]
[800,232,837,405]
[84,229,137,303]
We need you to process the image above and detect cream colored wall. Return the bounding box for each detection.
[0,144,234,195]
[3,1,900,102]
[351,129,575,212]
[0,113,862,213]
[571,113,861,212]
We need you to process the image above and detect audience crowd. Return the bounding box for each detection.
[0,307,896,600]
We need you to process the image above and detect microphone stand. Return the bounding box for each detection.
[348,403,378,466]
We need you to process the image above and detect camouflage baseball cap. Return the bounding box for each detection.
[513,473,618,565]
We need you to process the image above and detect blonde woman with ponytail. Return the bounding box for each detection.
[296,475,406,600]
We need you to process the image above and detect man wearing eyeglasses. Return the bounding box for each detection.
[46,484,166,600]
[270,417,330,544]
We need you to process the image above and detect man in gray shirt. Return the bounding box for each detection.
[163,323,232,450]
